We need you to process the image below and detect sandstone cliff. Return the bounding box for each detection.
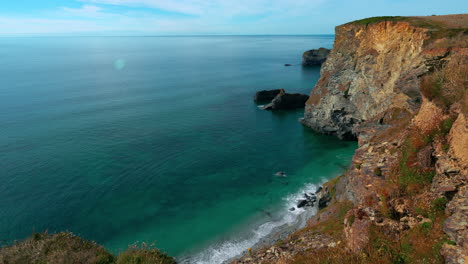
[236,14,467,264]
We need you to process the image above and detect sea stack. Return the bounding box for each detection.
[302,48,330,66]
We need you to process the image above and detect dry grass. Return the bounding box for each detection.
[420,52,468,109]
[0,233,175,264]
[287,201,449,264]
[0,232,114,264]
[116,243,175,264]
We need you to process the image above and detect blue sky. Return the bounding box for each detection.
[0,0,466,35]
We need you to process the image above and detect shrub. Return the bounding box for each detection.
[116,244,176,264]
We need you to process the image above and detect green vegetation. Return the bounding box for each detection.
[349,16,407,25]
[0,233,176,264]
[374,167,382,177]
[397,138,435,194]
[432,197,448,213]
[116,244,176,264]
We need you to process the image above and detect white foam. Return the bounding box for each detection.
[179,183,320,264]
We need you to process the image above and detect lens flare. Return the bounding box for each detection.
[114,59,126,70]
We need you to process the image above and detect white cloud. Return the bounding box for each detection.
[0,0,329,35]
[61,5,105,17]
[78,0,325,17]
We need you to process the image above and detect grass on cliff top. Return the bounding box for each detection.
[348,16,408,25]
[0,233,176,264]
[348,14,468,29]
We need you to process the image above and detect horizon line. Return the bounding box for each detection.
[0,34,336,38]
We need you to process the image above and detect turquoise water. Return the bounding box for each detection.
[0,36,356,263]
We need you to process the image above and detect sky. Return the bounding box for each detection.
[0,0,466,35]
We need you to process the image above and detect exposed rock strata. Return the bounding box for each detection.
[301,21,436,139]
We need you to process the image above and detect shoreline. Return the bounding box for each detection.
[178,179,334,264]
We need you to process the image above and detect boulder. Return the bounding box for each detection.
[284,64,292,66]
[302,48,330,66]
[297,200,308,208]
[263,90,309,110]
[254,89,284,103]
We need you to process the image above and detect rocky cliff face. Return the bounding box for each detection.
[236,15,467,264]
[301,17,464,140]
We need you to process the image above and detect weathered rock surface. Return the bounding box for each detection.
[263,90,309,110]
[301,21,433,139]
[302,48,330,66]
[233,233,338,264]
[254,89,283,102]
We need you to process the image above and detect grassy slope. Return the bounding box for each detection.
[0,232,176,264]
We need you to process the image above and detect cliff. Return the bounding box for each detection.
[301,15,467,140]
[236,14,467,264]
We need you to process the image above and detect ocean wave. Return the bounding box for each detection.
[179,183,320,264]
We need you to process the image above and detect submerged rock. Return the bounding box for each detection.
[254,89,284,103]
[275,171,287,177]
[263,90,309,110]
[302,48,330,66]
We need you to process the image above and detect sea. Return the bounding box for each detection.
[0,35,356,263]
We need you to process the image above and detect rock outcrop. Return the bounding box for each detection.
[262,90,309,110]
[254,89,283,102]
[302,48,330,66]
[301,20,434,139]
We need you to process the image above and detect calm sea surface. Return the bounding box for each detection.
[0,36,356,263]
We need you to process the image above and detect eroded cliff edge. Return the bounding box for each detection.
[236,14,467,264]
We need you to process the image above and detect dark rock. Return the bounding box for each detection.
[284,64,292,66]
[263,90,309,110]
[317,188,332,210]
[315,187,323,194]
[318,195,331,210]
[302,48,330,66]
[254,89,284,103]
[297,200,308,208]
[304,193,317,203]
[289,207,296,211]
[275,171,287,177]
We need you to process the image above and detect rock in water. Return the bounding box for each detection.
[302,48,330,66]
[284,64,292,66]
[254,89,284,103]
[263,90,309,110]
[297,200,308,208]
[275,171,287,177]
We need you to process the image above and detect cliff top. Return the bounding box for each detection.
[346,14,468,29]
